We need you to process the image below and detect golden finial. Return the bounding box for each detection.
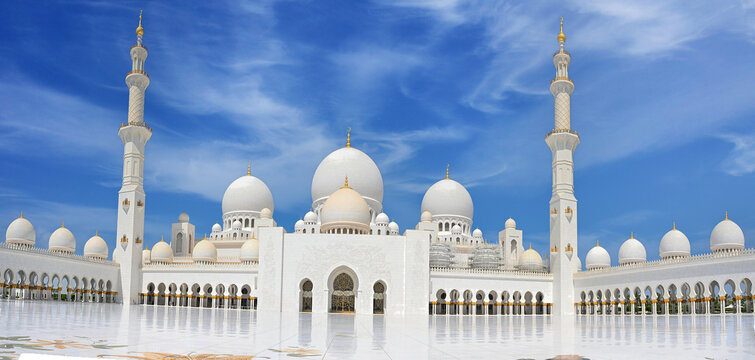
[529,243,532,250]
[247,160,251,176]
[672,222,676,230]
[95,230,99,236]
[630,232,634,239]
[343,176,349,188]
[725,211,728,220]
[446,164,450,179]
[136,10,144,37]
[204,233,207,240]
[61,221,65,228]
[160,235,164,242]
[558,17,566,43]
[19,210,23,219]
[346,127,351,148]
[596,239,600,247]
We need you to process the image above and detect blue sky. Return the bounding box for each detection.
[1,1,753,265]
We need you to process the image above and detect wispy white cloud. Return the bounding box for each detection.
[719,132,755,176]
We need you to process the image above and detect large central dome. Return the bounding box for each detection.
[222,174,274,215]
[311,146,383,212]
[421,178,473,220]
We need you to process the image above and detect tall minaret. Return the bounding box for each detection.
[114,11,151,305]
[546,18,579,316]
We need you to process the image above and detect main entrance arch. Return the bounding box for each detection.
[330,272,356,313]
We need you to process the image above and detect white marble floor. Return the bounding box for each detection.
[0,301,753,360]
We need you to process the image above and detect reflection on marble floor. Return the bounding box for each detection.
[1,302,753,360]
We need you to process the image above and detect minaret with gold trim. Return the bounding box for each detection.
[114,11,152,305]
[546,18,580,316]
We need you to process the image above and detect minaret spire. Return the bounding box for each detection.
[551,17,574,131]
[136,10,144,43]
[545,17,580,316]
[446,164,450,179]
[346,127,351,148]
[115,11,152,305]
[247,160,252,176]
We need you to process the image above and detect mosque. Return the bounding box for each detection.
[1,17,753,317]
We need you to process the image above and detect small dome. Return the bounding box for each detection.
[192,239,217,263]
[585,243,610,270]
[505,217,516,229]
[518,247,544,271]
[232,220,242,230]
[150,240,173,263]
[420,178,474,220]
[222,174,274,215]
[304,211,318,223]
[710,215,745,252]
[178,212,190,223]
[421,210,432,223]
[619,235,646,265]
[83,233,108,259]
[212,223,222,232]
[294,219,305,230]
[320,180,372,232]
[659,225,690,259]
[473,228,483,238]
[240,236,260,262]
[5,215,35,246]
[49,225,75,253]
[142,249,151,263]
[388,221,399,234]
[451,224,462,234]
[375,212,389,224]
[260,207,272,219]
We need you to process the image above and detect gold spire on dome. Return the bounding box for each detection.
[672,222,676,230]
[346,127,351,148]
[62,221,65,228]
[247,160,251,176]
[95,230,99,236]
[136,10,144,36]
[558,17,566,43]
[529,243,532,250]
[446,164,450,179]
[342,176,350,188]
[19,210,23,219]
[596,239,600,247]
[160,236,165,242]
[630,232,634,239]
[725,211,729,220]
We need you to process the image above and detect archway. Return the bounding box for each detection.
[373,281,386,314]
[330,272,355,313]
[301,279,313,312]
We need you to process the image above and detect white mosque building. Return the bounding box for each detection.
[1,18,753,317]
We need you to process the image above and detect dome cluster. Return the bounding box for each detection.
[4,214,111,259]
[585,215,746,270]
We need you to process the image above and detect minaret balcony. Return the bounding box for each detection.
[131,44,148,51]
[550,77,573,85]
[120,121,152,132]
[126,69,150,79]
[545,128,579,138]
